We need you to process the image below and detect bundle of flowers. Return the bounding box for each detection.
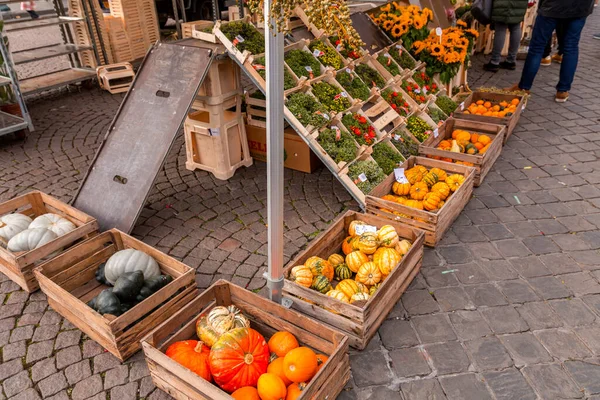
[342,113,377,146]
[372,142,404,175]
[220,21,265,54]
[370,4,433,51]
[312,82,351,112]
[412,23,478,83]
[412,71,439,95]
[348,160,386,194]
[406,115,432,142]
[355,64,386,89]
[331,35,362,60]
[285,49,322,79]
[317,127,358,164]
[427,106,448,124]
[401,81,427,104]
[390,45,416,70]
[381,89,411,117]
[308,40,344,70]
[376,53,401,76]
[390,130,419,158]
[252,56,296,90]
[335,70,371,101]
[286,92,330,128]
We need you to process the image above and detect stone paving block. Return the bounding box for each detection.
[495,239,532,258]
[38,372,68,398]
[438,246,474,264]
[104,365,129,390]
[56,346,82,370]
[433,287,474,312]
[349,350,394,387]
[449,310,492,340]
[389,347,431,378]
[483,368,536,400]
[10,388,41,400]
[527,276,573,300]
[64,360,91,386]
[497,279,540,303]
[535,328,592,360]
[509,256,552,277]
[464,284,508,307]
[110,382,138,400]
[400,379,447,400]
[465,336,512,371]
[401,290,440,315]
[424,341,470,375]
[550,298,597,326]
[522,363,583,399]
[3,370,32,398]
[411,314,457,343]
[516,301,563,329]
[31,357,56,383]
[539,253,581,274]
[438,373,493,400]
[478,260,519,281]
[480,224,514,240]
[421,267,460,288]
[559,271,600,295]
[71,374,104,400]
[500,333,553,367]
[93,352,122,374]
[564,360,600,395]
[452,262,489,284]
[355,385,403,400]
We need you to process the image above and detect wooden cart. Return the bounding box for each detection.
[0,191,98,292]
[34,229,197,361]
[142,280,351,399]
[366,157,475,246]
[283,211,424,350]
[418,118,506,186]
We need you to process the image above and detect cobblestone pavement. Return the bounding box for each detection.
[0,12,597,400]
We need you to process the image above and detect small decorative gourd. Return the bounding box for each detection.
[290,265,313,288]
[395,239,412,256]
[355,262,382,286]
[350,292,370,304]
[423,192,442,211]
[373,247,401,275]
[336,279,364,299]
[369,283,380,296]
[326,289,350,303]
[345,251,369,273]
[404,167,424,184]
[93,289,122,316]
[422,171,439,187]
[410,182,429,200]
[29,213,76,236]
[7,228,57,253]
[308,259,334,281]
[429,167,447,181]
[431,182,450,200]
[357,232,379,255]
[377,225,399,247]
[328,253,344,267]
[334,263,352,280]
[341,236,355,255]
[136,274,173,302]
[196,305,250,347]
[392,181,411,196]
[104,249,160,285]
[0,213,32,243]
[446,174,466,192]
[348,220,366,236]
[311,275,332,294]
[111,271,144,302]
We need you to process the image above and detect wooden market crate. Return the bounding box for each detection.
[452,91,526,144]
[0,191,98,292]
[283,211,424,349]
[419,118,506,187]
[366,156,475,246]
[34,230,197,361]
[141,280,350,399]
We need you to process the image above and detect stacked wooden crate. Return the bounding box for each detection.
[108,0,160,61]
[103,15,134,63]
[68,0,113,67]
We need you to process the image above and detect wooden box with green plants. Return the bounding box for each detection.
[34,229,197,361]
[0,191,98,292]
[283,211,424,349]
[141,280,350,399]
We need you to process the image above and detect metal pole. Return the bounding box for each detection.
[264,2,285,304]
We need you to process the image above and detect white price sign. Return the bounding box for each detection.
[304,66,313,72]
[358,173,368,182]
[355,224,377,235]
[209,128,220,136]
[394,168,409,184]
[433,128,439,138]
[459,102,465,111]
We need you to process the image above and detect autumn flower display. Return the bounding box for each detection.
[370,4,433,51]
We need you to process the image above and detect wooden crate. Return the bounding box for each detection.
[419,118,506,187]
[97,62,135,94]
[283,211,424,349]
[104,15,133,63]
[197,58,241,100]
[213,16,261,64]
[141,280,350,399]
[0,191,98,292]
[34,230,197,361]
[358,94,404,135]
[452,92,526,144]
[366,156,475,246]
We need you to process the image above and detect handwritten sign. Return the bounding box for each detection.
[394,168,409,183]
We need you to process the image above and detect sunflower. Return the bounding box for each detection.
[381,4,391,13]
[412,41,427,54]
[391,25,404,38]
[456,20,467,28]
[383,20,394,31]
[413,18,424,29]
[399,23,409,35]
[430,44,444,57]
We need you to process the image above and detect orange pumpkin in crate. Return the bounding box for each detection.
[165,340,211,382]
[286,383,307,400]
[231,386,260,400]
[283,347,318,383]
[257,373,287,400]
[268,331,299,358]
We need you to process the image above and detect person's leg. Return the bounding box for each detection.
[486,22,507,70]
[555,21,565,55]
[557,17,586,94]
[518,15,557,90]
[543,37,552,58]
[505,23,522,63]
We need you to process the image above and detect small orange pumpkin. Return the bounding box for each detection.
[392,181,411,196]
[308,259,334,281]
[165,340,211,382]
[231,386,260,400]
[257,373,287,400]
[268,331,299,358]
[356,262,382,286]
[409,182,429,200]
[286,383,307,400]
[346,251,369,273]
[267,357,293,386]
[283,347,318,383]
[423,192,442,211]
[341,236,355,255]
[316,354,329,373]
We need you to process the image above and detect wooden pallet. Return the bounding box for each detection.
[283,211,424,349]
[418,118,506,187]
[142,280,350,399]
[0,191,98,293]
[366,156,475,246]
[35,229,197,361]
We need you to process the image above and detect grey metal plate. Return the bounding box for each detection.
[73,41,213,233]
[351,12,392,55]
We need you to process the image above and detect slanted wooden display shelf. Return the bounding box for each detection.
[0,191,98,292]
[359,94,405,135]
[142,280,350,399]
[283,211,424,349]
[308,118,366,174]
[284,39,332,84]
[453,91,526,144]
[419,118,506,187]
[190,21,218,43]
[213,16,265,64]
[366,157,475,246]
[35,230,197,361]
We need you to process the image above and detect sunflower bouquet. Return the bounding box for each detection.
[411,24,478,83]
[370,3,433,51]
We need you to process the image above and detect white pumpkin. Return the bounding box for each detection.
[104,249,160,285]
[29,213,76,236]
[7,228,58,252]
[0,213,32,243]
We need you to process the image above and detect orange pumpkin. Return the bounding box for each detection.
[409,182,429,200]
[309,259,334,281]
[478,135,491,145]
[232,386,260,400]
[268,358,293,386]
[341,236,355,255]
[286,383,307,400]
[165,340,212,382]
[470,133,479,143]
[446,174,466,192]
[431,182,450,200]
[269,332,299,358]
[283,347,318,383]
[257,373,287,400]
[356,262,382,286]
[392,181,411,196]
[346,251,369,273]
[316,354,329,373]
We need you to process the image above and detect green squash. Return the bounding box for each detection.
[311,275,332,294]
[136,274,173,302]
[94,289,122,316]
[95,262,110,286]
[112,271,144,302]
[335,263,352,281]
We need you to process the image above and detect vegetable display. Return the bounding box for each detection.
[3,212,76,253]
[197,305,250,347]
[7,228,57,253]
[0,213,31,243]
[312,82,351,112]
[103,248,160,284]
[429,129,493,166]
[285,50,322,79]
[372,142,404,175]
[165,340,212,381]
[335,70,370,101]
[286,93,329,128]
[462,98,521,117]
[427,106,448,124]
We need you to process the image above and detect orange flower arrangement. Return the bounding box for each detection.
[370,4,433,50]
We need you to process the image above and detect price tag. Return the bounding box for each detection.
[322,113,330,121]
[414,88,421,94]
[340,92,348,98]
[459,102,465,111]
[332,125,341,140]
[384,52,391,58]
[433,128,439,138]
[252,64,265,71]
[435,27,443,36]
[304,66,313,72]
[355,224,377,235]
[358,173,368,182]
[395,44,401,49]
[235,35,245,43]
[313,49,323,57]
[423,87,428,95]
[522,102,526,111]
[209,128,220,136]
[392,134,400,141]
[394,168,409,184]
[336,44,343,51]
[345,68,352,74]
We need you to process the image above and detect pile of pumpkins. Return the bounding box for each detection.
[0,212,76,253]
[462,97,521,117]
[87,249,172,317]
[289,221,412,305]
[431,129,493,167]
[167,305,328,400]
[380,165,466,212]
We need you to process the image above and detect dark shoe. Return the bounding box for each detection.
[555,91,569,102]
[483,62,500,72]
[500,61,517,70]
[26,10,39,19]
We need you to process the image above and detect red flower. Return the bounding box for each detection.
[392,91,398,97]
[425,85,430,91]
[404,102,409,107]
[432,84,437,89]
[358,116,367,124]
[391,104,397,110]
[407,86,412,92]
[421,72,425,79]
[335,40,341,45]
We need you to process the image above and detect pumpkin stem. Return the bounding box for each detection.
[194,342,205,353]
[244,353,254,365]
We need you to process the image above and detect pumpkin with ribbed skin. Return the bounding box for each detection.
[166,340,211,381]
[395,239,412,256]
[286,383,307,400]
[336,279,365,298]
[446,174,465,191]
[7,228,57,253]
[0,213,32,243]
[257,373,287,400]
[405,168,425,184]
[422,171,439,187]
[290,265,312,288]
[404,199,424,210]
[410,182,429,200]
[356,262,382,286]
[357,232,379,255]
[348,220,366,236]
[103,248,160,285]
[341,236,355,255]
[196,305,250,347]
[373,247,401,276]
[208,327,269,392]
[392,181,411,196]
[431,182,450,200]
[423,192,442,211]
[305,256,325,271]
[377,225,399,247]
[232,387,260,400]
[309,259,334,281]
[369,283,380,296]
[345,251,369,273]
[328,253,344,267]
[283,347,318,383]
[29,213,76,236]
[311,275,332,294]
[429,167,447,181]
[268,332,299,358]
[326,289,350,303]
[334,263,352,280]
[350,292,370,303]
